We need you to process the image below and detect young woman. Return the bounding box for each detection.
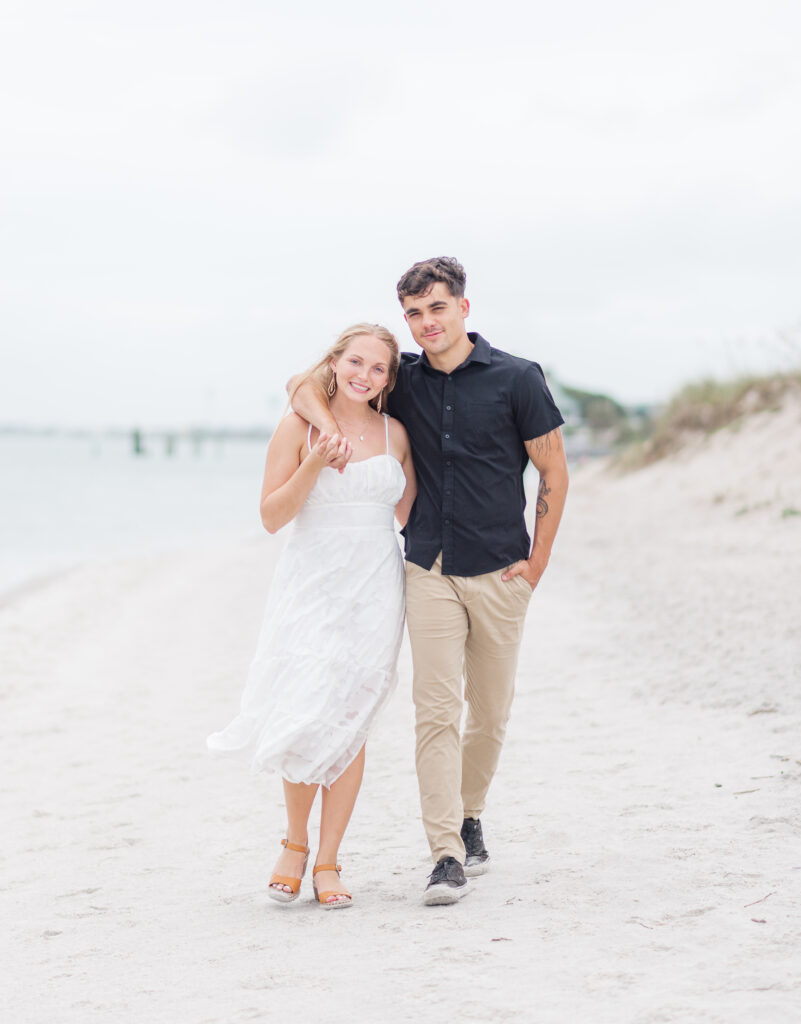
[207,324,416,909]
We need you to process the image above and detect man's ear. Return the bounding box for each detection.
[460,297,470,319]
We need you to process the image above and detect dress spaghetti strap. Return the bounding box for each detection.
[307,422,313,451]
[383,413,390,456]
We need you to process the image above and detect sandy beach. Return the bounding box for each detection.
[2,399,800,1023]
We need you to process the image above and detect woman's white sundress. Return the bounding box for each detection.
[207,415,406,788]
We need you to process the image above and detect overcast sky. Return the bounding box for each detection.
[2,0,800,429]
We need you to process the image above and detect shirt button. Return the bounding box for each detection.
[444,519,450,525]
[444,433,450,439]
[446,405,452,411]
[446,461,452,466]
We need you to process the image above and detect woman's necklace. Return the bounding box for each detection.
[335,413,372,442]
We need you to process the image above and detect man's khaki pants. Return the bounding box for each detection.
[405,554,533,864]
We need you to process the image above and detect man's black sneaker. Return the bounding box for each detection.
[461,817,490,877]
[423,856,470,906]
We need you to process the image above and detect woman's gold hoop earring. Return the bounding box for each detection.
[376,390,383,414]
[327,374,336,397]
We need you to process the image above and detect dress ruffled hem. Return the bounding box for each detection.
[206,667,398,788]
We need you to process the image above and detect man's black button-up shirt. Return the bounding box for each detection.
[386,333,564,577]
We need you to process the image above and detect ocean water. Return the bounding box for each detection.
[1,433,269,597]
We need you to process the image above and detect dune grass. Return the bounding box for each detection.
[616,370,801,470]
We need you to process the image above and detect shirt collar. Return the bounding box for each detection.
[413,332,492,372]
[464,333,491,366]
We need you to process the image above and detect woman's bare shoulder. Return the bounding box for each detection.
[270,410,311,447]
[386,415,411,453]
[386,415,409,439]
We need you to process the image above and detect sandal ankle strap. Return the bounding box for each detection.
[281,839,310,854]
[313,863,342,876]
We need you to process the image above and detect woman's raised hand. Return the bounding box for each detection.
[311,432,353,471]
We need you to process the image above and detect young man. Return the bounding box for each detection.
[290,257,568,905]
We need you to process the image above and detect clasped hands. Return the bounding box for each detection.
[310,432,353,472]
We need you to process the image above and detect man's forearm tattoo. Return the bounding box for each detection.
[537,477,551,518]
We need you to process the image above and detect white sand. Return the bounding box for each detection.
[2,400,800,1023]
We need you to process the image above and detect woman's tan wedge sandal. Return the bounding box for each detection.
[312,863,353,909]
[268,839,310,903]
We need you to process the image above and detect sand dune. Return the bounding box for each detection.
[2,399,800,1023]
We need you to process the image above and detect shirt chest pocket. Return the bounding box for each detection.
[457,399,517,454]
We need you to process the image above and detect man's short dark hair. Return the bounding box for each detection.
[396,256,466,302]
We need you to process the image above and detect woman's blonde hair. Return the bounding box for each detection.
[290,323,400,410]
